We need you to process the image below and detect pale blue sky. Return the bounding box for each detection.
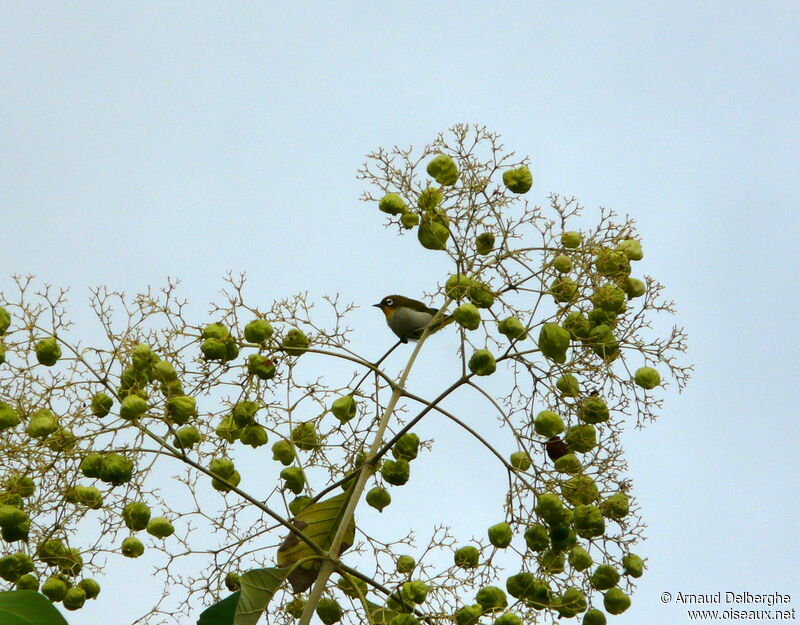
[2,3,799,624]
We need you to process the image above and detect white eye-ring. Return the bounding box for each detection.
[385,298,394,306]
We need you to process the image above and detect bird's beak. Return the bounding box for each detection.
[372,303,382,308]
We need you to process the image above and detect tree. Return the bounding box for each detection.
[0,125,689,624]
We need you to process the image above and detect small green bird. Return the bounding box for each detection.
[373,295,452,343]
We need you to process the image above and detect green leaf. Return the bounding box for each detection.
[233,568,288,625]
[277,492,356,592]
[0,591,69,625]
[196,591,239,625]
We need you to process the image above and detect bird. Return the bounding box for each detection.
[373,295,452,343]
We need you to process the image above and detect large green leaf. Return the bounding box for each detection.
[276,492,356,592]
[0,591,69,625]
[196,591,239,625]
[233,568,288,625]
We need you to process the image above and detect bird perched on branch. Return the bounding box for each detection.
[373,295,452,343]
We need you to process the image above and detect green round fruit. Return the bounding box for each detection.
[452,303,481,330]
[475,231,495,255]
[331,395,357,424]
[603,588,631,615]
[0,402,19,430]
[554,453,582,475]
[600,493,630,519]
[16,573,38,590]
[488,522,513,548]
[285,596,306,618]
[45,427,77,452]
[534,493,564,525]
[578,396,610,424]
[77,578,101,599]
[247,355,276,380]
[568,546,593,571]
[561,476,600,506]
[454,545,480,568]
[467,282,494,309]
[80,453,104,478]
[215,414,240,442]
[396,554,416,574]
[280,467,306,494]
[36,539,66,565]
[73,485,103,509]
[240,423,268,448]
[210,458,235,480]
[549,524,577,551]
[445,274,474,299]
[99,453,133,485]
[426,154,459,186]
[122,502,152,531]
[392,433,419,461]
[26,408,58,439]
[62,586,87,611]
[131,343,155,372]
[366,486,391,512]
[617,238,643,261]
[291,421,318,450]
[2,519,30,542]
[288,495,311,516]
[454,604,483,625]
[498,317,527,340]
[622,553,644,578]
[121,536,144,558]
[90,393,113,418]
[173,425,201,449]
[244,319,273,343]
[231,401,260,428]
[379,192,408,215]
[417,215,450,250]
[402,580,429,604]
[315,597,343,624]
[537,323,570,364]
[564,311,592,340]
[120,394,148,420]
[539,550,565,574]
[152,360,178,384]
[510,451,531,471]
[594,248,630,278]
[201,338,225,360]
[505,572,535,599]
[35,337,61,366]
[556,374,580,397]
[591,564,620,590]
[549,277,578,303]
[590,285,627,313]
[417,186,443,212]
[41,575,68,602]
[282,329,310,356]
[555,588,587,617]
[573,505,605,539]
[564,424,597,453]
[561,231,582,248]
[502,166,533,193]
[523,524,549,552]
[146,516,175,538]
[401,212,420,229]
[475,585,507,611]
[337,573,368,599]
[468,349,496,376]
[552,254,573,273]
[381,459,410,486]
[583,608,607,625]
[534,410,564,438]
[0,308,10,335]
[623,277,646,298]
[271,439,295,465]
[225,572,241,591]
[202,323,229,340]
[389,615,419,625]
[634,366,661,389]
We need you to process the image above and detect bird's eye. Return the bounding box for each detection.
[385,298,393,306]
